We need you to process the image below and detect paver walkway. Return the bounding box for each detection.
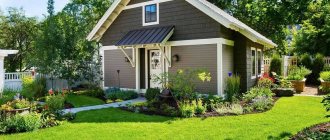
[62,97,146,114]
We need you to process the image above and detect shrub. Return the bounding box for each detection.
[243,87,274,102]
[195,99,206,114]
[45,94,66,113]
[178,101,196,118]
[106,90,138,101]
[0,90,17,105]
[248,96,273,112]
[287,66,312,81]
[0,113,41,134]
[320,71,330,81]
[300,53,313,69]
[145,88,160,101]
[201,95,223,111]
[21,76,47,99]
[21,76,34,99]
[257,77,274,88]
[322,94,330,115]
[225,75,240,102]
[269,55,282,75]
[1,99,32,111]
[215,103,243,115]
[40,111,61,128]
[153,68,211,100]
[75,87,105,99]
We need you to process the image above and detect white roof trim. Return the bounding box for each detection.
[0,50,18,57]
[87,0,277,47]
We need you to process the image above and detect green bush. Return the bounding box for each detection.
[45,94,66,113]
[300,54,313,69]
[21,76,47,99]
[0,113,41,134]
[145,88,160,101]
[178,101,196,118]
[106,90,138,101]
[257,78,274,88]
[0,90,17,105]
[287,66,312,81]
[322,94,330,115]
[215,103,243,115]
[248,96,273,112]
[269,55,282,75]
[201,95,223,111]
[243,87,274,102]
[225,75,240,102]
[320,71,330,81]
[195,99,206,115]
[74,87,105,99]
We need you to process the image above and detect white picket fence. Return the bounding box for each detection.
[4,72,33,91]
[4,72,69,91]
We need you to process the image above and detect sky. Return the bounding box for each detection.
[0,0,70,18]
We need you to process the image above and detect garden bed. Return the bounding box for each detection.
[119,96,280,118]
[291,122,330,140]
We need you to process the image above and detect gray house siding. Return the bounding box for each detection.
[104,49,136,88]
[101,0,233,46]
[169,45,217,94]
[233,33,264,92]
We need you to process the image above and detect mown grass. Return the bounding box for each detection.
[65,94,105,107]
[1,96,329,140]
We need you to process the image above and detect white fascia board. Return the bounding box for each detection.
[86,0,123,41]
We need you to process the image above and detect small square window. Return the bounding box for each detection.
[143,4,159,26]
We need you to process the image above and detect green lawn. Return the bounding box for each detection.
[65,94,105,107]
[1,96,329,140]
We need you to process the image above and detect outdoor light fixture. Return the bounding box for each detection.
[172,54,180,62]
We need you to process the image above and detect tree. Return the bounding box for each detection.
[32,0,111,89]
[208,0,314,55]
[292,1,330,56]
[0,8,38,72]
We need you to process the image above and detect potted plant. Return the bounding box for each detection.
[319,71,330,94]
[286,66,311,92]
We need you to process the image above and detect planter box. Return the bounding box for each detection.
[289,79,306,92]
[319,79,330,94]
[272,88,296,97]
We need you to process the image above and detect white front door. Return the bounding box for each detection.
[149,50,162,88]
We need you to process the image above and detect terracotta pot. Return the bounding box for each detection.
[289,78,306,92]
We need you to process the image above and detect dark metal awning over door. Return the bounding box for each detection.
[116,25,174,46]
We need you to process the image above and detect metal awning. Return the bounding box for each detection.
[116,25,174,46]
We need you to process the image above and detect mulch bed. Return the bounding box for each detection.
[64,102,74,109]
[291,122,330,140]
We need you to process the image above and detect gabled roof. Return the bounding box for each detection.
[87,0,277,48]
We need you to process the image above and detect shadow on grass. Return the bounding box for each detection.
[71,108,174,123]
[267,132,292,140]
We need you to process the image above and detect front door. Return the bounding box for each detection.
[149,50,162,88]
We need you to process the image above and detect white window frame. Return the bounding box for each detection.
[257,49,262,77]
[251,47,257,79]
[142,3,159,26]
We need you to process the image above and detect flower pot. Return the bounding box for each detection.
[319,79,330,94]
[289,79,306,92]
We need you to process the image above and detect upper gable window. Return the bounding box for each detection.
[143,3,159,26]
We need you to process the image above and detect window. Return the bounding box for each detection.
[257,49,262,76]
[143,4,159,26]
[251,47,263,79]
[251,48,256,79]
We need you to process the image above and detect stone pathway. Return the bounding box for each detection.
[295,85,324,97]
[62,97,146,114]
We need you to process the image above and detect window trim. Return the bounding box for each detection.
[251,47,257,79]
[142,3,159,26]
[257,49,262,77]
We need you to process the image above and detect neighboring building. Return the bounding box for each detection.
[87,0,277,96]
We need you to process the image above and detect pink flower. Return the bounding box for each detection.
[48,89,54,95]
